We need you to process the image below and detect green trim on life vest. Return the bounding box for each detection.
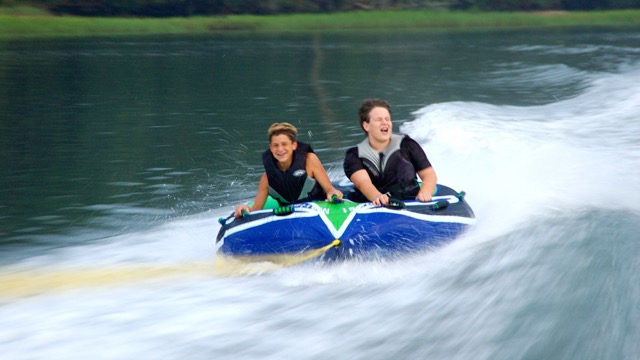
[249,196,281,210]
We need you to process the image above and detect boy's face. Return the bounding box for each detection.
[269,134,298,166]
[363,107,392,143]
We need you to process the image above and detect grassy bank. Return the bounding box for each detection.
[2,8,640,39]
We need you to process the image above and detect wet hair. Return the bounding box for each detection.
[267,122,298,142]
[359,98,391,132]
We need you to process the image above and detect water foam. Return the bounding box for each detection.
[402,65,640,238]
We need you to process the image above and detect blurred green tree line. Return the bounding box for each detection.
[3,0,639,16]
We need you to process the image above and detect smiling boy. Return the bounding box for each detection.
[234,122,342,218]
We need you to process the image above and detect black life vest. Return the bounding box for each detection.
[356,134,420,199]
[262,142,324,205]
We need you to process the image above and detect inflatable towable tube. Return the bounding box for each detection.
[215,183,475,263]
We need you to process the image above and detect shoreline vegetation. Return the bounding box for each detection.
[2,7,640,40]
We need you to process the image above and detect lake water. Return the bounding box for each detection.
[1,28,640,359]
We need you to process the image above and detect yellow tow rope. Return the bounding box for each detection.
[214,239,342,275]
[0,261,216,298]
[0,240,342,297]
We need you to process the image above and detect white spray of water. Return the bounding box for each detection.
[401,66,640,242]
